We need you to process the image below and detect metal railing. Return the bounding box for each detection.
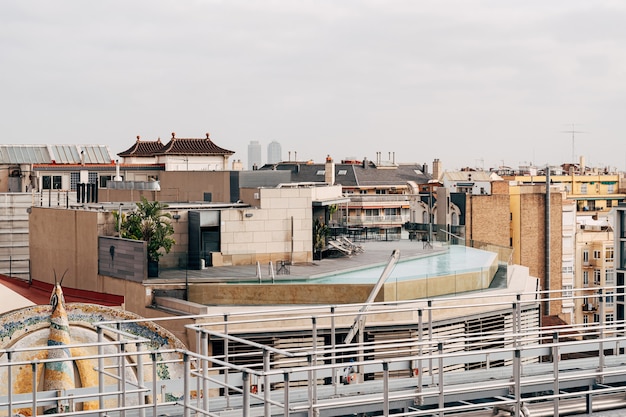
[2,288,626,416]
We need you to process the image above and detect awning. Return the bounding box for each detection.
[312,197,351,207]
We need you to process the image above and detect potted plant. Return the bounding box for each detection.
[114,197,175,277]
[313,218,330,261]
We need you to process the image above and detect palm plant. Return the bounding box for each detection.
[114,197,175,263]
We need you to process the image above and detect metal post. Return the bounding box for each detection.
[514,349,521,417]
[598,289,605,383]
[136,342,145,417]
[98,327,105,415]
[383,362,390,416]
[224,314,230,408]
[32,362,38,417]
[283,372,290,417]
[553,332,559,416]
[312,316,318,399]
[417,309,423,404]
[201,331,209,414]
[264,349,271,417]
[152,353,158,417]
[120,343,127,417]
[331,306,337,392]
[438,342,444,417]
[183,353,190,417]
[428,300,433,377]
[7,351,12,416]
[307,354,314,417]
[242,371,250,417]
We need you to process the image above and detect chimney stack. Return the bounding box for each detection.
[325,155,335,185]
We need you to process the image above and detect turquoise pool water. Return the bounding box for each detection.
[310,245,497,284]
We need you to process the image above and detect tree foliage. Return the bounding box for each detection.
[114,197,175,262]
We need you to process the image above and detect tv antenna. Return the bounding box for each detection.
[561,124,586,163]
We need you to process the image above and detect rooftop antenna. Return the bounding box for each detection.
[562,123,586,163]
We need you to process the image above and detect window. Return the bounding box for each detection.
[606,314,614,322]
[583,271,589,287]
[594,269,601,285]
[608,183,615,193]
[359,190,367,194]
[581,183,588,194]
[606,247,614,261]
[337,170,347,175]
[593,250,601,259]
[606,269,615,285]
[562,266,573,274]
[99,175,114,188]
[563,285,573,298]
[365,209,379,217]
[607,200,613,208]
[375,189,387,195]
[70,172,80,190]
[583,315,589,326]
[42,175,62,190]
[583,250,589,265]
[88,172,98,184]
[316,170,325,175]
[606,291,614,307]
[593,313,600,323]
[384,208,399,216]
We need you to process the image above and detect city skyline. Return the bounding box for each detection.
[2,2,626,171]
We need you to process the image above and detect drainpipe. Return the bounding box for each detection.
[544,166,551,315]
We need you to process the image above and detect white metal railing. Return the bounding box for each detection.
[2,288,626,416]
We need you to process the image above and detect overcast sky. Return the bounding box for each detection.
[2,1,626,171]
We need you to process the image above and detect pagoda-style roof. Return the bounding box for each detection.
[117,136,165,157]
[118,133,234,158]
[157,132,234,156]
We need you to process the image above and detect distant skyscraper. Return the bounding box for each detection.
[248,140,262,170]
[267,141,282,164]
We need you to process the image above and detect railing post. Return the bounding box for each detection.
[98,327,105,415]
[283,372,290,417]
[514,349,521,417]
[307,354,314,417]
[201,330,209,414]
[417,308,423,405]
[31,361,38,417]
[264,349,271,417]
[242,371,250,417]
[553,332,559,416]
[383,362,390,416]
[312,317,318,400]
[152,352,158,417]
[598,289,605,384]
[136,341,145,417]
[7,351,12,416]
[183,353,190,417]
[330,306,337,392]
[224,313,230,409]
[120,342,127,417]
[438,342,444,417]
[428,300,433,378]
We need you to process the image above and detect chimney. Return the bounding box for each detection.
[432,158,442,180]
[363,157,368,169]
[325,155,335,185]
[115,159,122,181]
[423,162,428,175]
[580,155,585,174]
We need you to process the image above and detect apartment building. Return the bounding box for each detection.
[260,155,433,240]
[575,219,615,327]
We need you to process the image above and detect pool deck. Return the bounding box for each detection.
[156,239,448,283]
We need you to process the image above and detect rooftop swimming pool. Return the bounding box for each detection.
[295,245,497,284]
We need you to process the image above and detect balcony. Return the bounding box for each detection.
[582,303,597,312]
